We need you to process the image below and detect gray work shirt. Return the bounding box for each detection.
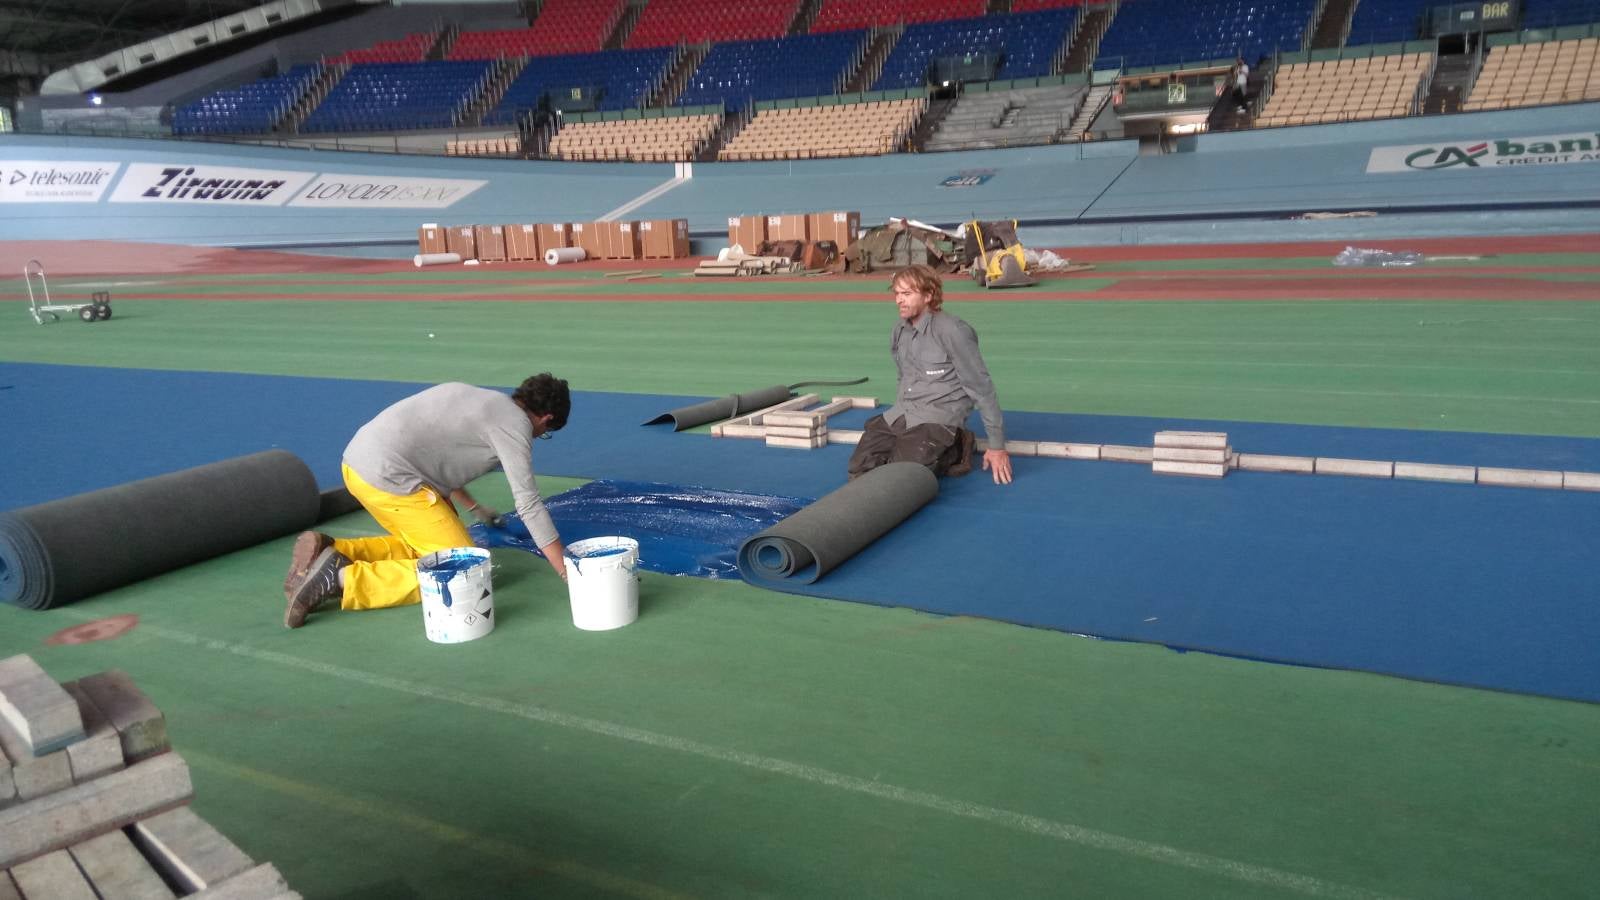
[882,309,1005,447]
[342,382,558,548]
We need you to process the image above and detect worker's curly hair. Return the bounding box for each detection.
[891,264,944,311]
[512,372,571,430]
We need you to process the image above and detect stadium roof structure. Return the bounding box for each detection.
[0,0,263,68]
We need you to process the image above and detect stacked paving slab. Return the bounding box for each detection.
[0,654,299,899]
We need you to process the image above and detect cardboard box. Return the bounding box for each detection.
[807,210,860,249]
[444,225,477,260]
[766,213,810,243]
[726,215,766,251]
[612,221,641,260]
[504,224,540,261]
[571,221,604,260]
[641,219,691,258]
[536,222,571,250]
[473,225,507,262]
[417,224,447,255]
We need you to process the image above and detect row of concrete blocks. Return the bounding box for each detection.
[707,398,1600,491]
[0,654,298,899]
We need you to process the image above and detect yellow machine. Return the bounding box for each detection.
[963,219,1036,289]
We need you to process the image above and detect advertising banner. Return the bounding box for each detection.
[288,174,486,208]
[109,163,315,204]
[1367,131,1600,172]
[0,161,120,202]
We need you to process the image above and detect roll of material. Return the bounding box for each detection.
[738,462,938,587]
[413,252,462,267]
[0,450,322,611]
[545,247,587,266]
[643,384,793,431]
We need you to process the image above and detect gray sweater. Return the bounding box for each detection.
[343,382,558,547]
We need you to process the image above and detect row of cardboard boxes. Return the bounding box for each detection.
[418,211,863,263]
[419,219,693,262]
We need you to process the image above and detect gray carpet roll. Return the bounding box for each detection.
[737,462,938,587]
[643,385,794,432]
[0,450,322,610]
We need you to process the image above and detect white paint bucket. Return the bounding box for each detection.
[564,537,639,631]
[418,547,495,644]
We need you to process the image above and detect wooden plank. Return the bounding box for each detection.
[1152,460,1227,478]
[69,830,176,900]
[10,849,97,900]
[602,270,643,278]
[1564,471,1600,491]
[1393,462,1476,484]
[764,424,825,439]
[1236,453,1315,474]
[1477,466,1562,489]
[1314,458,1394,478]
[132,807,255,893]
[624,273,661,281]
[73,672,168,764]
[188,863,295,900]
[0,870,19,900]
[715,394,817,429]
[0,753,193,870]
[836,396,878,410]
[0,743,14,810]
[58,683,124,784]
[0,721,72,802]
[1003,441,1038,457]
[1100,445,1153,463]
[711,423,766,439]
[1152,446,1229,464]
[827,430,864,446]
[1154,431,1228,450]
[0,656,84,756]
[765,435,827,449]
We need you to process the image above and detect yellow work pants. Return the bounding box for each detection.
[335,463,473,611]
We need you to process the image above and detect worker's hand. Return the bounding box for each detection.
[468,504,504,528]
[982,449,1013,485]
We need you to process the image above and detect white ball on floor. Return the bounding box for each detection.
[428,333,435,338]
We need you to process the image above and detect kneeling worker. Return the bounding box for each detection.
[847,264,1013,484]
[284,373,571,628]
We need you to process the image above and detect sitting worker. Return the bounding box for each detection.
[847,264,1013,485]
[283,373,571,628]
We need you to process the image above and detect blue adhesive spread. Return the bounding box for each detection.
[571,545,632,559]
[470,480,811,578]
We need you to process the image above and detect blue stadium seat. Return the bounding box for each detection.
[1094,0,1319,68]
[171,65,319,135]
[675,31,868,106]
[1346,0,1432,45]
[301,61,494,133]
[871,9,1077,91]
[1521,0,1600,29]
[483,47,675,126]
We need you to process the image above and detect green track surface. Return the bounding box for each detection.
[3,255,1599,898]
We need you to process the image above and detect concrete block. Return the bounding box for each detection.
[1100,445,1153,463]
[827,430,863,446]
[188,863,293,900]
[1154,431,1227,450]
[1394,462,1476,484]
[0,656,83,756]
[1477,466,1562,489]
[1237,453,1315,474]
[1563,471,1600,491]
[1152,446,1229,464]
[1152,460,1227,478]
[0,753,193,869]
[69,830,175,900]
[763,424,825,439]
[1315,458,1394,478]
[10,849,97,900]
[1003,441,1038,457]
[132,807,255,893]
[74,672,167,764]
[59,683,124,784]
[766,435,826,449]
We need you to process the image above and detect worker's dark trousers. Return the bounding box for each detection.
[846,415,974,480]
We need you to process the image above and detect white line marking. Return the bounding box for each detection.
[66,612,1395,899]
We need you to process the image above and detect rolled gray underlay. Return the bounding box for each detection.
[0,450,322,610]
[643,384,794,431]
[738,462,938,587]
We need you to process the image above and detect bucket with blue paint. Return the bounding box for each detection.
[564,536,640,631]
[418,547,495,644]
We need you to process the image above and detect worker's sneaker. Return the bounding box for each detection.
[283,531,333,594]
[284,547,349,629]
